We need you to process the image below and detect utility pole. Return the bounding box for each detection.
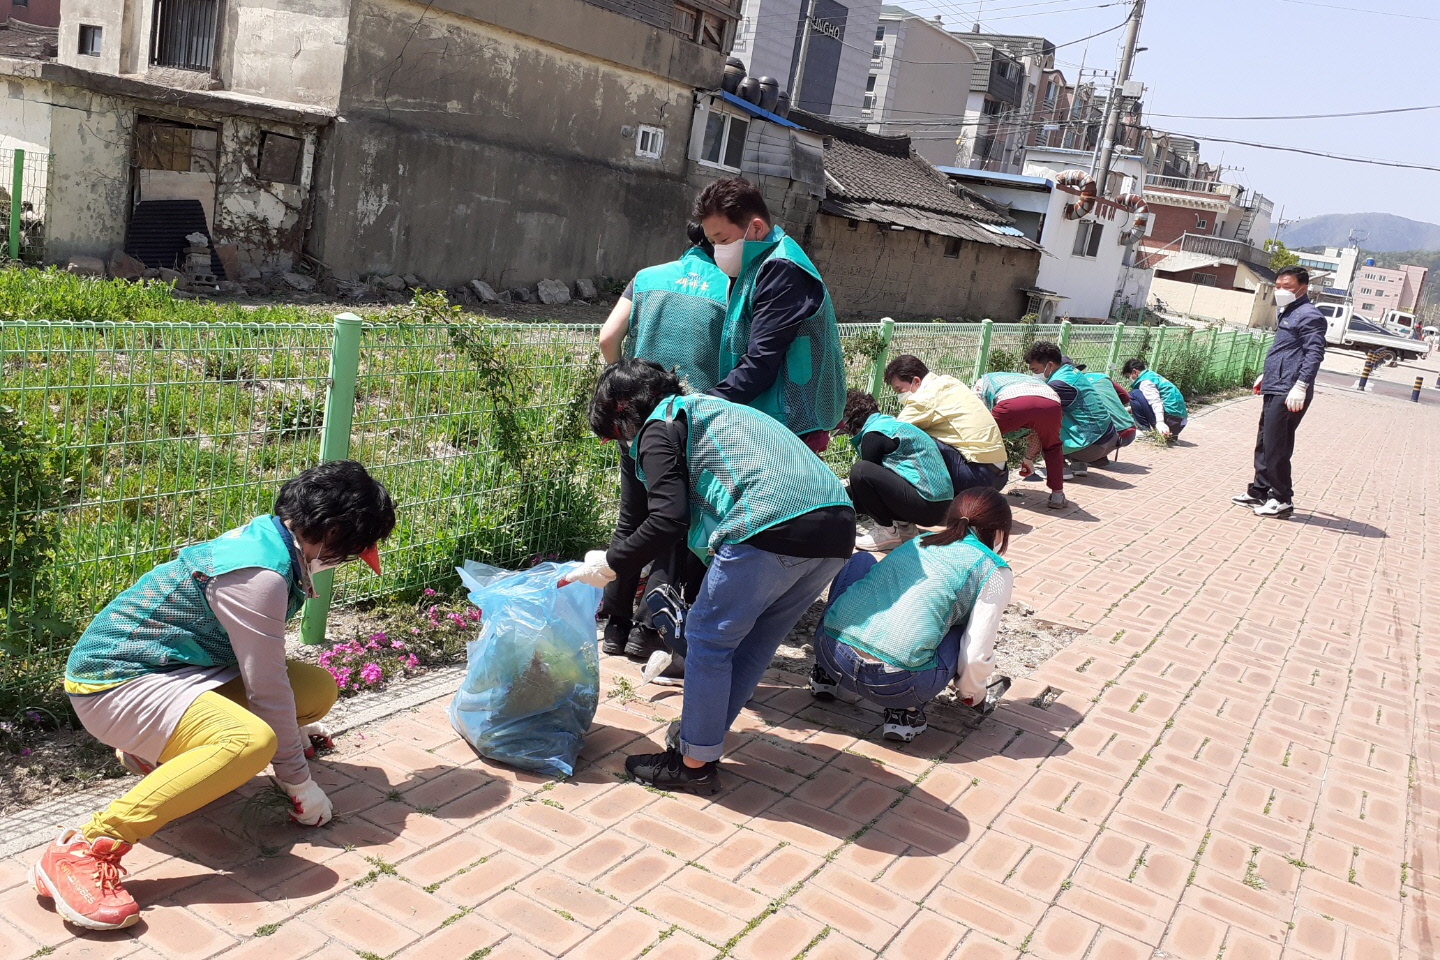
[790,0,819,108]
[1094,0,1145,197]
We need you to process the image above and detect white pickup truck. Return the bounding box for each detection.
[1315,303,1427,365]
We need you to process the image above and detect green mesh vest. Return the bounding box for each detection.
[634,394,850,562]
[822,533,1009,671]
[623,248,729,393]
[1084,373,1136,434]
[719,227,845,436]
[850,413,954,503]
[1131,370,1188,418]
[1049,364,1112,452]
[66,516,306,688]
[974,372,1049,409]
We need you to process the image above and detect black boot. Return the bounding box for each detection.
[601,619,632,657]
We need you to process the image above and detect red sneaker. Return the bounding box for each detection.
[29,828,139,930]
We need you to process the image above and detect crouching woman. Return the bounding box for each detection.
[809,487,1013,742]
[30,461,395,931]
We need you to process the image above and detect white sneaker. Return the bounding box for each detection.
[1034,466,1074,482]
[856,523,905,552]
[1253,499,1294,518]
[893,521,921,543]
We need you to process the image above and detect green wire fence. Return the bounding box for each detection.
[0,310,1271,710]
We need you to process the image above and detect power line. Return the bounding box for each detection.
[1273,0,1440,21]
[1169,131,1440,173]
[1149,103,1440,121]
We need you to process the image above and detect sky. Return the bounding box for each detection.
[878,0,1440,230]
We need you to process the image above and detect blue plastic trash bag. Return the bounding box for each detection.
[448,560,601,778]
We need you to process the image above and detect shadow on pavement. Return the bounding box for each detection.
[1300,511,1387,539]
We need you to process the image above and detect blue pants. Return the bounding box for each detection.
[1129,391,1186,437]
[812,553,963,711]
[935,439,1009,493]
[678,544,845,762]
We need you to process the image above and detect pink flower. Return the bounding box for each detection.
[410,627,421,635]
[403,654,419,669]
[423,588,437,597]
[391,639,406,650]
[360,663,384,685]
[20,748,31,757]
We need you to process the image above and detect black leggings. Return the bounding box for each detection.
[848,461,951,527]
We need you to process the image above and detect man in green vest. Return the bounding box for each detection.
[693,177,845,454]
[1121,358,1188,439]
[1024,342,1118,476]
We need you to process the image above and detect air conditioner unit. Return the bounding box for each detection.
[1039,300,1057,323]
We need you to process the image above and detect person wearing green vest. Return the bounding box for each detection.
[1083,370,1138,449]
[694,177,845,454]
[30,461,395,931]
[809,487,1014,743]
[567,359,854,793]
[594,224,726,662]
[1024,341,1118,476]
[971,371,1067,509]
[837,390,955,552]
[1121,358,1188,439]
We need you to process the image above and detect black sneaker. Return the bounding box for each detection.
[624,626,664,661]
[601,619,631,657]
[881,707,928,743]
[810,664,839,701]
[624,748,720,795]
[1230,493,1264,507]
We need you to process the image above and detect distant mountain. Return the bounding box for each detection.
[1278,213,1440,253]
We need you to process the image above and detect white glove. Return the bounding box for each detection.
[560,549,615,588]
[300,721,334,759]
[1285,382,1307,413]
[1157,421,1171,437]
[280,776,333,827]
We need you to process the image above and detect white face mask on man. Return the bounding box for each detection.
[713,236,746,278]
[1274,289,1298,309]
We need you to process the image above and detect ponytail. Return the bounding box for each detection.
[921,487,1012,555]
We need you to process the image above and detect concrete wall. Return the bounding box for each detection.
[221,0,351,109]
[0,76,53,154]
[1150,276,1272,328]
[309,0,724,287]
[732,0,879,116]
[808,214,1038,320]
[870,16,973,168]
[58,0,128,74]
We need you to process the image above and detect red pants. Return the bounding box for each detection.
[992,395,1065,492]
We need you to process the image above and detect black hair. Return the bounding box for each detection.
[922,487,1012,555]
[589,359,684,443]
[1276,265,1310,287]
[840,389,880,435]
[1121,358,1147,377]
[273,460,396,559]
[1024,341,1062,366]
[882,354,929,384]
[686,220,715,258]
[691,177,772,228]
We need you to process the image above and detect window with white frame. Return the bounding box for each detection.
[1195,216,1208,231]
[636,125,665,159]
[701,112,748,170]
[1071,222,1103,258]
[862,74,877,112]
[78,24,103,56]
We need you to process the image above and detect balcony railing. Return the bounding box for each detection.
[1144,174,1241,201]
[1179,233,1267,264]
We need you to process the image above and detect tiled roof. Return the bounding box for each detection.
[823,137,1009,225]
[0,20,57,60]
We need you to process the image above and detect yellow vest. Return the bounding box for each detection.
[896,373,1007,465]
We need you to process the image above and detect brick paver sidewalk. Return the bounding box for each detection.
[2,373,1436,960]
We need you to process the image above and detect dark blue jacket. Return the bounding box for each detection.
[1261,295,1326,395]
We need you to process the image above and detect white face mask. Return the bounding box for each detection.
[307,557,346,577]
[1274,289,1298,309]
[713,236,745,278]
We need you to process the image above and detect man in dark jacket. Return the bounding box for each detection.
[1233,266,1326,518]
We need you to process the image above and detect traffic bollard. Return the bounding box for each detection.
[1414,376,1424,402]
[1357,355,1376,391]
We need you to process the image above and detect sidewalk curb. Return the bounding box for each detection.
[0,664,467,862]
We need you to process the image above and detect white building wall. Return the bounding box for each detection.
[867,15,974,167]
[732,0,879,116]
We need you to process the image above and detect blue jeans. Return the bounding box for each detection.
[812,553,963,711]
[1129,391,1187,437]
[678,544,846,762]
[935,439,1009,492]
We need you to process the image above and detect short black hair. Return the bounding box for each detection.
[840,389,880,435]
[882,354,929,384]
[1121,358,1147,376]
[691,177,772,228]
[1024,341,1062,366]
[589,359,684,443]
[1276,265,1310,287]
[273,460,396,559]
[686,220,714,258]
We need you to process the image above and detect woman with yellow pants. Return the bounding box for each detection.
[30,461,395,931]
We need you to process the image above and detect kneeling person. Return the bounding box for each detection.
[1121,358,1188,439]
[884,354,1008,493]
[1024,342,1118,476]
[810,488,1013,742]
[840,389,955,552]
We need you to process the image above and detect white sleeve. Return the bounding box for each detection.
[955,567,1014,704]
[1138,380,1164,413]
[208,568,311,785]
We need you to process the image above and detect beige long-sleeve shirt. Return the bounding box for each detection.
[897,373,1008,465]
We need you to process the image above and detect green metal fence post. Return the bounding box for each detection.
[868,316,896,396]
[1151,326,1167,370]
[1058,319,1073,357]
[973,318,994,382]
[8,148,22,261]
[1105,322,1124,376]
[300,312,364,645]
